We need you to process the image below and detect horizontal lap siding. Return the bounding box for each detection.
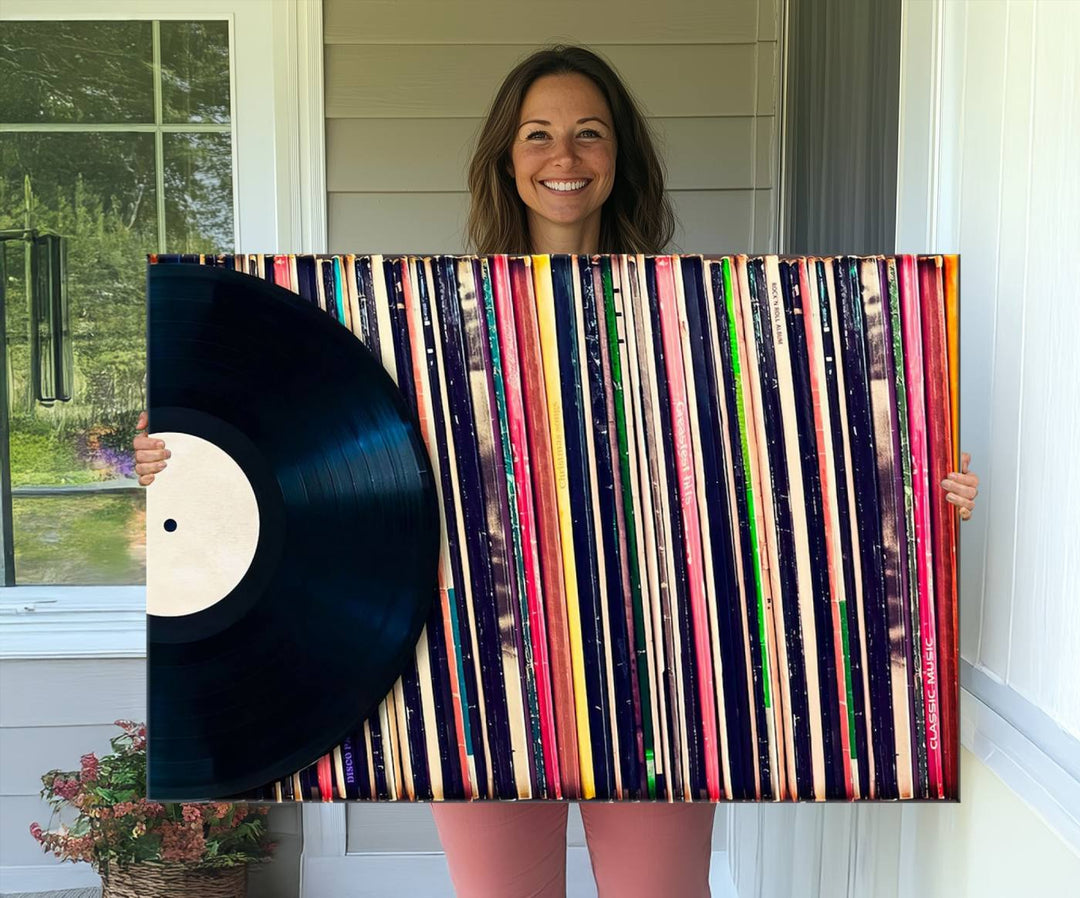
[0,659,146,867]
[325,0,781,254]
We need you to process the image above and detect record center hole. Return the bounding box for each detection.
[163,518,178,533]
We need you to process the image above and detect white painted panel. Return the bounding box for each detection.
[324,0,760,44]
[971,0,1034,678]
[0,725,120,797]
[756,42,779,116]
[952,1,1009,675]
[652,118,759,189]
[0,660,145,728]
[329,188,759,254]
[758,0,780,42]
[328,192,470,253]
[754,115,776,189]
[669,189,756,252]
[346,803,443,853]
[1,794,63,867]
[326,117,761,193]
[753,186,778,252]
[1005,0,1080,733]
[326,44,759,119]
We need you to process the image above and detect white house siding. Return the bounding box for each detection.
[324,0,781,254]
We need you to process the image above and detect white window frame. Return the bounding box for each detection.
[0,0,326,659]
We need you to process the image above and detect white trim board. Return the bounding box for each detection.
[961,668,1080,855]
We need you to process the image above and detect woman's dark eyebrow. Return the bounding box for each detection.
[517,117,611,127]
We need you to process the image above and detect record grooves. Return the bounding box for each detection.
[147,264,440,801]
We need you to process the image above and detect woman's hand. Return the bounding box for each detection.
[133,410,170,487]
[941,451,978,521]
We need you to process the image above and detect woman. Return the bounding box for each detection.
[134,45,980,898]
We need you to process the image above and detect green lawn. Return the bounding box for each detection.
[13,492,145,585]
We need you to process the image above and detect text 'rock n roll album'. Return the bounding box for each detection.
[145,252,959,804]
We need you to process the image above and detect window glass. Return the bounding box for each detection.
[0,20,233,585]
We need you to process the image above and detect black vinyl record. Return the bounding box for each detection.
[146,263,440,801]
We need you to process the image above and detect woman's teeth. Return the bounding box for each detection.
[541,179,589,192]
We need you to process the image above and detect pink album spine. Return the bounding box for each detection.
[654,256,721,800]
[899,255,943,798]
[273,255,291,289]
[491,254,561,798]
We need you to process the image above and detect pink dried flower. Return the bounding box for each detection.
[29,822,43,842]
[159,821,206,864]
[136,799,165,818]
[80,753,99,782]
[181,804,203,824]
[52,778,80,801]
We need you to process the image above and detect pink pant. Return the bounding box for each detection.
[431,802,716,897]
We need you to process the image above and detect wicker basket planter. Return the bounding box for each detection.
[101,862,247,898]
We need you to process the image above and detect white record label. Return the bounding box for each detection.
[146,431,260,617]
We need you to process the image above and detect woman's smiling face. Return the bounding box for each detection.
[509,72,617,252]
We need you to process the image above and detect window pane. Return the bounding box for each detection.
[13,493,145,585]
[160,21,232,124]
[164,132,235,252]
[0,22,154,124]
[2,131,155,584]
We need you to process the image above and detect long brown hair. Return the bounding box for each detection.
[466,45,675,255]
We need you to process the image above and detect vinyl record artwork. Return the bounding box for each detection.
[146,253,960,803]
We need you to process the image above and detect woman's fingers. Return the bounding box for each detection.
[135,461,168,475]
[941,477,977,500]
[945,492,974,513]
[135,448,170,463]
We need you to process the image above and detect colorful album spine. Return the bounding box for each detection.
[918,256,958,798]
[944,256,960,473]
[861,257,914,798]
[569,256,620,798]
[820,258,873,798]
[781,259,845,798]
[478,258,544,797]
[798,259,856,799]
[710,258,767,799]
[764,255,827,799]
[898,255,944,797]
[273,254,291,289]
[508,256,581,798]
[604,256,658,797]
[531,254,596,798]
[436,256,507,798]
[733,255,789,798]
[884,257,928,797]
[401,257,461,801]
[490,255,561,797]
[943,253,960,793]
[369,254,410,801]
[588,258,642,797]
[667,255,726,800]
[628,253,685,800]
[619,255,674,800]
[382,259,431,800]
[418,256,477,799]
[459,258,534,798]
